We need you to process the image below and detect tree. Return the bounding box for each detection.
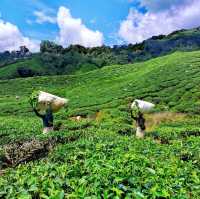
[19,46,29,55]
[40,41,63,54]
[17,67,35,77]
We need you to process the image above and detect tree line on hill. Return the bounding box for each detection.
[0,46,31,68]
[1,27,200,78]
[37,27,200,75]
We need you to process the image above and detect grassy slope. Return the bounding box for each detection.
[0,56,99,80]
[0,51,200,198]
[0,50,200,116]
[0,57,48,80]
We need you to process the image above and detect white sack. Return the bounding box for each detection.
[37,91,69,113]
[131,99,155,113]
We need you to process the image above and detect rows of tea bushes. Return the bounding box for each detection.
[0,50,200,198]
[0,51,200,118]
[0,116,199,198]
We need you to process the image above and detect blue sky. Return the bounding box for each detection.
[0,0,200,51]
[0,0,141,44]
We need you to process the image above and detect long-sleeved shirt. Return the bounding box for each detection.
[33,108,53,127]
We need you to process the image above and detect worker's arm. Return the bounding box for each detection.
[33,108,44,118]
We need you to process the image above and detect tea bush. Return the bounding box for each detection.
[0,51,200,198]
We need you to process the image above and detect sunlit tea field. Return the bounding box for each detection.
[0,51,200,198]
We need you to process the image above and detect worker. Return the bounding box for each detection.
[131,102,146,138]
[33,104,54,134]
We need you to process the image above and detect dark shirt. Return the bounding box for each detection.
[131,111,146,130]
[136,115,146,130]
[33,108,53,127]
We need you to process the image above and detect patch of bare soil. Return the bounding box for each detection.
[145,112,187,131]
[0,134,79,170]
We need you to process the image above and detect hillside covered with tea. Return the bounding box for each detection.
[0,50,200,198]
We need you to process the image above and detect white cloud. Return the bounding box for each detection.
[119,0,200,44]
[0,20,40,52]
[57,6,104,47]
[140,0,191,12]
[34,10,56,24]
[30,0,56,14]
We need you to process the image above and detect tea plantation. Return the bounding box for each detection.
[0,51,200,198]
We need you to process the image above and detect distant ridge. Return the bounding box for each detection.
[1,27,200,79]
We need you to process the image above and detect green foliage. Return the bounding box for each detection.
[40,40,63,54]
[0,55,44,80]
[0,50,200,198]
[131,104,140,118]
[29,90,39,109]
